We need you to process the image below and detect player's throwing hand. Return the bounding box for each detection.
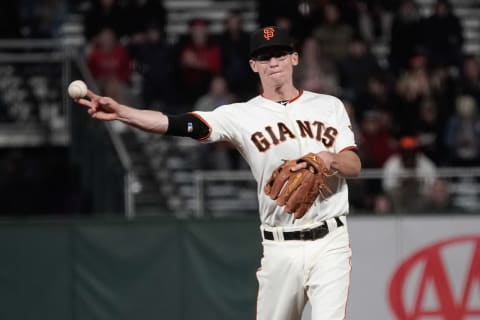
[76,90,122,121]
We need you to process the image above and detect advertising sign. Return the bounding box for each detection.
[302,215,480,319]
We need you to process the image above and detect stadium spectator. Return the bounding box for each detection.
[388,0,423,74]
[422,0,463,68]
[334,0,389,42]
[193,76,242,170]
[128,22,175,112]
[294,37,338,95]
[372,193,394,215]
[444,94,480,166]
[358,110,396,169]
[344,105,390,209]
[87,27,132,102]
[18,0,66,38]
[355,1,391,43]
[297,0,326,37]
[355,72,393,122]
[83,0,125,41]
[176,18,222,107]
[416,99,445,165]
[382,136,437,213]
[311,2,353,64]
[217,10,256,100]
[193,75,236,112]
[346,100,393,213]
[421,178,458,213]
[337,35,382,101]
[123,0,166,43]
[429,65,457,123]
[393,50,431,136]
[457,55,480,105]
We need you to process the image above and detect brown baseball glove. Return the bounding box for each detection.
[264,153,336,219]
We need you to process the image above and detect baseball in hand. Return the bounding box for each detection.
[68,80,88,99]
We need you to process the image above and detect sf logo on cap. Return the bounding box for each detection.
[263,27,275,40]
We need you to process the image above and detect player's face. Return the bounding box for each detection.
[249,49,298,86]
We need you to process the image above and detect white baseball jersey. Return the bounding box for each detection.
[193,90,356,228]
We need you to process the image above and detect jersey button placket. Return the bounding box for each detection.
[285,107,305,154]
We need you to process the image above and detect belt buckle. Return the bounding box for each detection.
[299,228,312,240]
[299,230,306,240]
[312,224,328,240]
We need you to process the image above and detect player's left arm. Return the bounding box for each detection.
[316,149,361,178]
[319,97,361,178]
[290,149,361,178]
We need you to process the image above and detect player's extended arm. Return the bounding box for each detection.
[77,90,169,134]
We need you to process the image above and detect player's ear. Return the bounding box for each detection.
[291,52,299,66]
[249,59,259,73]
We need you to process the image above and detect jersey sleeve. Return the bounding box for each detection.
[192,105,236,143]
[333,98,357,153]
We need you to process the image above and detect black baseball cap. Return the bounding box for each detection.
[249,26,294,58]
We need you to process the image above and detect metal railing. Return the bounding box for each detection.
[72,54,135,218]
[191,167,480,217]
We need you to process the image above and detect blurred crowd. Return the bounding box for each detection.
[70,0,480,167]
[1,0,480,214]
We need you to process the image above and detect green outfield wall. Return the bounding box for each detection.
[0,217,263,320]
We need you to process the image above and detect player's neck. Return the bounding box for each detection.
[262,84,299,103]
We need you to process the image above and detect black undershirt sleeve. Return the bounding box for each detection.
[165,113,210,140]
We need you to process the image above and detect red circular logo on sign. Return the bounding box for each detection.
[389,235,480,319]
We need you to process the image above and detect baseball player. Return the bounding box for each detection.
[76,26,361,320]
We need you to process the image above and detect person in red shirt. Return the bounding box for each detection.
[87,27,132,101]
[177,18,222,107]
[358,110,397,168]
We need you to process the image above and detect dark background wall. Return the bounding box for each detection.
[0,217,262,320]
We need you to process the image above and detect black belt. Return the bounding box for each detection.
[263,217,344,241]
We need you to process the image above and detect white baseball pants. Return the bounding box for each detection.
[256,220,351,320]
